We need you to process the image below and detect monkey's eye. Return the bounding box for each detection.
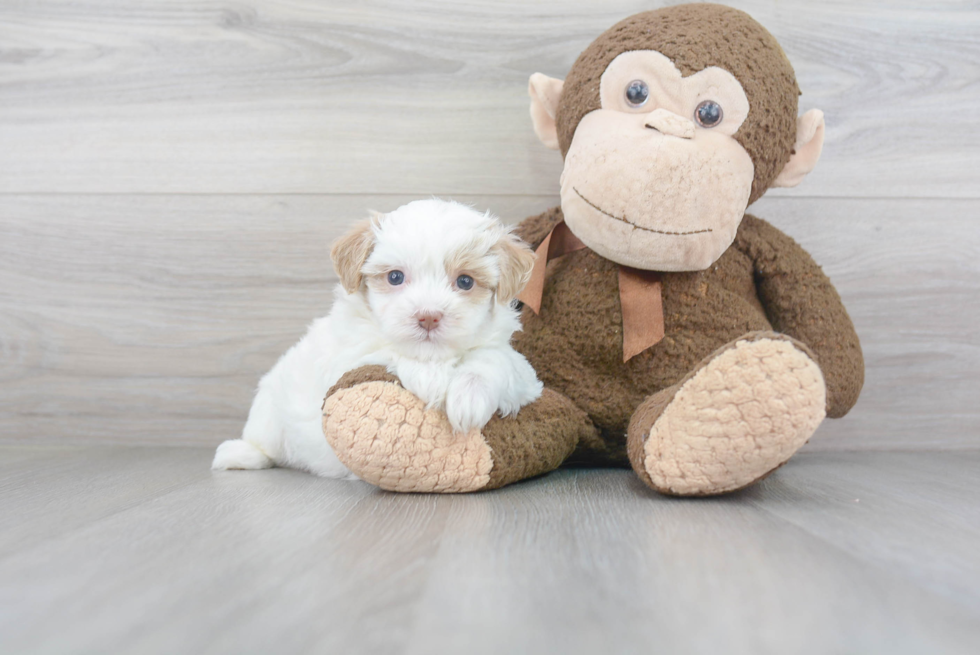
[695,100,724,128]
[387,270,405,285]
[455,274,474,291]
[625,80,650,108]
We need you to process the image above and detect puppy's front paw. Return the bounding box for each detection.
[445,373,498,433]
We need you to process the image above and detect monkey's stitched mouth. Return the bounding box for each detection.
[573,187,713,236]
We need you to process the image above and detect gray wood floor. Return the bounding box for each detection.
[1,445,978,655]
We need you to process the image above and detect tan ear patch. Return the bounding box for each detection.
[494,234,537,302]
[445,245,496,289]
[330,218,377,294]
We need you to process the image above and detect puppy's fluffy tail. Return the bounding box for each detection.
[212,439,274,471]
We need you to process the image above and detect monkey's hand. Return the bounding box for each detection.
[322,365,494,493]
[324,365,403,403]
[324,367,590,493]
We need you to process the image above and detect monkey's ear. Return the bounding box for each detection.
[773,109,825,188]
[529,73,564,150]
[330,218,377,294]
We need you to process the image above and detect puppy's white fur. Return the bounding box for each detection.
[212,199,542,478]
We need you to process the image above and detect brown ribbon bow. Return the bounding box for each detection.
[517,220,665,362]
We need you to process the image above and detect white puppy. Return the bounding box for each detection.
[212,199,542,478]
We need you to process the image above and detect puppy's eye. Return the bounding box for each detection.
[625,80,649,108]
[455,274,474,291]
[695,100,723,127]
[387,270,405,285]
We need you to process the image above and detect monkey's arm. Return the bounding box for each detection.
[512,206,564,249]
[736,214,864,418]
[326,365,403,401]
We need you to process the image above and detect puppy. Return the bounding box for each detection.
[212,199,542,478]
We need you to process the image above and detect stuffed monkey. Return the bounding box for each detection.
[322,3,864,496]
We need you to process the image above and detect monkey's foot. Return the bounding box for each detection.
[323,366,590,493]
[627,332,826,496]
[324,380,492,493]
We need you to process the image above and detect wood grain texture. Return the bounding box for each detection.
[1,194,977,450]
[0,0,977,197]
[0,444,211,556]
[745,451,980,611]
[1,447,978,654]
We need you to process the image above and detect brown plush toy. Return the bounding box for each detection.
[322,3,864,496]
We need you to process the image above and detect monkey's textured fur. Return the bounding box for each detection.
[513,207,863,421]
[323,4,864,495]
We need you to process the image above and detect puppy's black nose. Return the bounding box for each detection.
[417,312,443,331]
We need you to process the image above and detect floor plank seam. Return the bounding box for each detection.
[747,496,980,614]
[0,473,214,561]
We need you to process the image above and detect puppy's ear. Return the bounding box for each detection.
[331,218,377,294]
[493,233,537,303]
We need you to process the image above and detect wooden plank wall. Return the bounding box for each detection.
[1,0,978,450]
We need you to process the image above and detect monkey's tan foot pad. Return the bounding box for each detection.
[323,382,493,493]
[627,334,826,496]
